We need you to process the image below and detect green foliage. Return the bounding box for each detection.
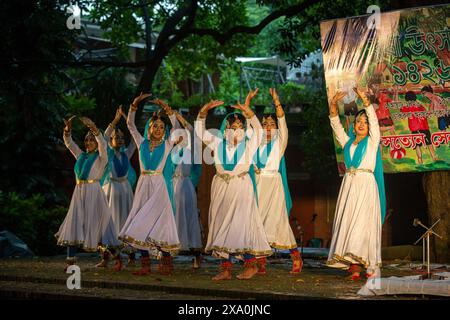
[216,59,241,105]
[0,0,79,202]
[0,192,67,256]
[297,87,338,180]
[63,95,97,114]
[64,67,137,132]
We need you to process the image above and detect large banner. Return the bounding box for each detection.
[320,4,449,174]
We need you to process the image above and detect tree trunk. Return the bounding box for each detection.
[422,171,450,263]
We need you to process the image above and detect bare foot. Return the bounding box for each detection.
[236,265,258,280]
[212,270,232,281]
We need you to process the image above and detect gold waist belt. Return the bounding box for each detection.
[110,176,128,182]
[76,179,100,185]
[217,171,248,184]
[345,167,373,176]
[173,173,189,178]
[141,170,163,176]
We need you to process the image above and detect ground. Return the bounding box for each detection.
[0,254,444,300]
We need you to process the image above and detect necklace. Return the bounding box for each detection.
[150,139,164,151]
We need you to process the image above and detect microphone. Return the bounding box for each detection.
[413,218,421,227]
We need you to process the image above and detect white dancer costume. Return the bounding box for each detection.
[119,111,180,256]
[326,105,382,274]
[102,126,136,235]
[172,122,203,251]
[254,115,297,250]
[195,114,272,259]
[56,132,121,251]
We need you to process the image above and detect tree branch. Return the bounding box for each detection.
[181,0,318,44]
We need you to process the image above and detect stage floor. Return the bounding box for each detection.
[0,255,445,300]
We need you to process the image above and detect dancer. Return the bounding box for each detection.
[119,93,181,276]
[101,106,137,268]
[254,88,302,275]
[153,100,203,269]
[195,89,272,281]
[56,116,121,271]
[326,88,386,280]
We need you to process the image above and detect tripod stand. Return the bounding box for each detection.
[413,218,442,279]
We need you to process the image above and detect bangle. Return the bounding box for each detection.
[63,130,70,137]
[92,129,100,136]
[109,122,116,128]
[130,103,138,111]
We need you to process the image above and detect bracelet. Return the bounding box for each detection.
[130,103,138,111]
[63,130,71,137]
[109,122,116,128]
[92,129,100,136]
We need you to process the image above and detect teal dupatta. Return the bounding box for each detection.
[254,138,293,216]
[343,125,386,224]
[74,152,99,180]
[139,117,176,213]
[217,112,258,199]
[101,146,137,188]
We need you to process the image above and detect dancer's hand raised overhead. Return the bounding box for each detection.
[198,100,224,118]
[63,115,76,135]
[79,116,100,135]
[353,87,370,107]
[131,92,152,111]
[329,91,347,117]
[151,98,174,116]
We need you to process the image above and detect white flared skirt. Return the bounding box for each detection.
[173,177,203,251]
[119,174,180,255]
[256,173,297,250]
[205,173,272,259]
[102,179,134,235]
[55,182,121,252]
[326,172,382,270]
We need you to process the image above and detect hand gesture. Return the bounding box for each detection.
[231,102,253,119]
[244,88,259,108]
[175,111,188,128]
[63,115,76,134]
[112,105,123,125]
[329,90,346,117]
[79,116,99,135]
[269,88,281,106]
[199,100,224,118]
[151,98,173,116]
[131,92,152,110]
[353,87,370,107]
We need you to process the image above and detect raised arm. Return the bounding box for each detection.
[246,114,264,157]
[232,88,263,157]
[127,93,152,147]
[195,100,224,146]
[354,88,380,145]
[104,106,123,141]
[79,117,107,164]
[63,133,82,159]
[329,115,349,147]
[270,88,288,153]
[127,108,144,147]
[63,116,82,159]
[328,90,350,148]
[94,131,108,164]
